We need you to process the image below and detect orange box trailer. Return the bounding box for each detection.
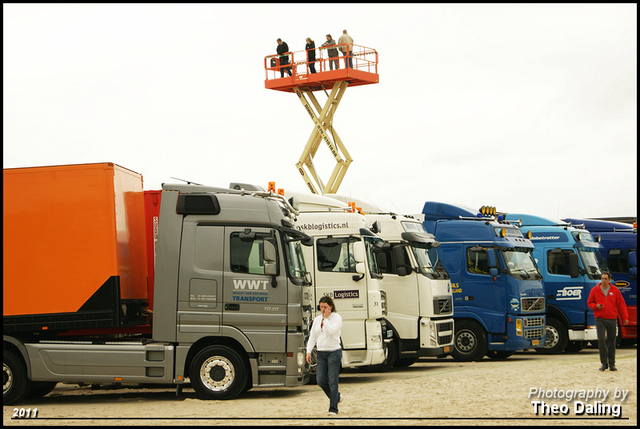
[3,162,149,333]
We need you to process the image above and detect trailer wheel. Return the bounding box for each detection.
[3,351,31,405]
[189,346,246,400]
[536,317,568,354]
[452,320,487,362]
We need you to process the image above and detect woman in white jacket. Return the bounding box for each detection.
[306,295,343,415]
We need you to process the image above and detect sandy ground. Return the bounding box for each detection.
[4,345,636,426]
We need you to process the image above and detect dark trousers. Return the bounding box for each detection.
[309,61,316,73]
[595,318,617,366]
[342,51,352,68]
[279,57,291,77]
[316,349,342,413]
[328,57,339,70]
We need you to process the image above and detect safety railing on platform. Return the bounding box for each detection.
[264,43,378,82]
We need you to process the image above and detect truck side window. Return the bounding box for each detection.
[230,233,266,275]
[374,246,410,275]
[467,248,490,275]
[547,250,572,276]
[607,249,629,273]
[317,238,356,273]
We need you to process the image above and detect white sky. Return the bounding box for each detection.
[4,3,637,220]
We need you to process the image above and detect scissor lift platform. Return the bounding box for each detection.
[264,43,379,194]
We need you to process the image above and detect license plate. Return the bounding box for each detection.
[532,339,540,346]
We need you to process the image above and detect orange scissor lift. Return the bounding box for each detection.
[264,43,379,195]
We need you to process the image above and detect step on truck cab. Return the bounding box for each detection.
[504,213,603,353]
[422,202,546,361]
[323,195,455,368]
[3,163,313,405]
[562,218,636,345]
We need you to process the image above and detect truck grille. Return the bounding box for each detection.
[521,297,545,312]
[524,317,545,328]
[525,328,545,339]
[433,297,452,315]
[437,321,454,345]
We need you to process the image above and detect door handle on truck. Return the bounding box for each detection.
[225,303,240,311]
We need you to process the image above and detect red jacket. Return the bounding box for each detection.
[587,283,629,321]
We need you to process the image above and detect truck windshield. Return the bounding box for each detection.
[411,243,450,279]
[577,247,608,280]
[501,248,542,280]
[364,236,384,279]
[283,232,311,285]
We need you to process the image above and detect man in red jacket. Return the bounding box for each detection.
[587,272,629,371]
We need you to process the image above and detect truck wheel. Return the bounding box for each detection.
[189,346,247,400]
[3,351,31,405]
[536,317,568,354]
[452,321,487,362]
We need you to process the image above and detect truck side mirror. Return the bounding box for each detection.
[352,241,366,263]
[264,239,279,278]
[490,267,499,278]
[568,252,580,278]
[392,245,411,277]
[629,251,637,268]
[486,249,497,268]
[355,262,366,275]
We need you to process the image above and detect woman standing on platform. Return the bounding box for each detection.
[305,37,317,74]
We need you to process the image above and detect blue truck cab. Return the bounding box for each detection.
[422,202,546,361]
[563,218,637,345]
[505,213,604,353]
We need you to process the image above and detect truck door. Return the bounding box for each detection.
[223,227,288,352]
[314,236,369,349]
[463,246,506,334]
[375,243,419,339]
[544,248,585,324]
[176,221,224,343]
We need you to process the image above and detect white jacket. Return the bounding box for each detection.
[307,312,342,353]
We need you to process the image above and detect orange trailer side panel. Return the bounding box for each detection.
[3,163,147,318]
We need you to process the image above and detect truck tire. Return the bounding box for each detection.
[452,320,487,362]
[536,317,568,354]
[3,351,31,405]
[189,345,247,400]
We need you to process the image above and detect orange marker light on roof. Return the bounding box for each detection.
[268,182,276,192]
[278,188,284,196]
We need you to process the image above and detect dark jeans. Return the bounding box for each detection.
[595,318,617,366]
[309,61,316,73]
[279,57,292,77]
[342,51,352,68]
[316,349,342,413]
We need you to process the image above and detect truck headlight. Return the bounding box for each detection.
[297,351,306,367]
[516,319,523,336]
